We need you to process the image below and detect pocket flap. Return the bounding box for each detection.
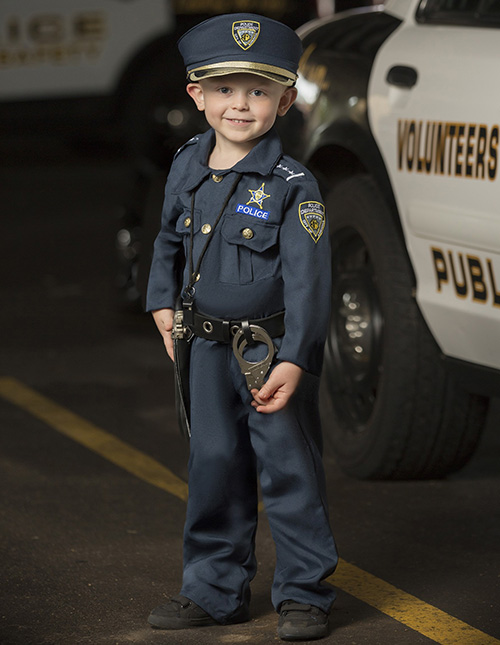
[221,214,279,252]
[175,209,197,234]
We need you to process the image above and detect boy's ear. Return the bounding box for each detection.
[186,82,205,111]
[277,87,298,117]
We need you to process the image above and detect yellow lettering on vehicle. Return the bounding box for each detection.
[398,120,499,181]
[0,12,106,68]
[431,247,500,307]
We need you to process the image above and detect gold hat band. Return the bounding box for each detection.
[187,60,297,86]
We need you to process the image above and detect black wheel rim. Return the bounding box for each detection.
[324,226,384,431]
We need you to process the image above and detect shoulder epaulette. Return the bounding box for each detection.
[273,156,313,183]
[174,135,200,160]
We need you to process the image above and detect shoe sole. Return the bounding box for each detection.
[148,615,219,629]
[278,625,328,641]
[148,611,251,630]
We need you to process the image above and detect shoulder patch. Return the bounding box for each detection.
[299,201,326,243]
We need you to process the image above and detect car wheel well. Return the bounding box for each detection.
[308,144,367,194]
[307,144,407,246]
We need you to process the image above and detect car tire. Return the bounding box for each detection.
[321,174,489,479]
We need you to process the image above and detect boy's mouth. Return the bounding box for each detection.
[226,118,252,125]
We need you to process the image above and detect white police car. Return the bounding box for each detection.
[295,0,500,479]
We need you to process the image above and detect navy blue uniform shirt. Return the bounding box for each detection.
[146,127,331,376]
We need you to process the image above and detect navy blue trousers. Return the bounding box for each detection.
[180,337,338,623]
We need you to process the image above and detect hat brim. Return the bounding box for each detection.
[187,61,297,86]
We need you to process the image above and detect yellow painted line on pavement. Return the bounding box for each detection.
[331,560,499,645]
[0,377,188,502]
[1,376,499,645]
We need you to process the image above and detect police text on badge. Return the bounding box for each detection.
[236,204,270,220]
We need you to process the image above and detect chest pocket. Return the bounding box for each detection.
[219,214,280,284]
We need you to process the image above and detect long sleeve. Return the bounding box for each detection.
[145,172,185,312]
[277,179,331,376]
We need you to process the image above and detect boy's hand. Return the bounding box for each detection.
[152,308,175,361]
[251,362,303,414]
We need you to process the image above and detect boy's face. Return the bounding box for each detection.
[186,73,297,148]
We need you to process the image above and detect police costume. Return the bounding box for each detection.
[146,13,338,625]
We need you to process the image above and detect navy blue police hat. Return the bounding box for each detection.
[178,13,302,87]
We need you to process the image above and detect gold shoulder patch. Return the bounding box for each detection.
[232,20,260,50]
[299,201,326,243]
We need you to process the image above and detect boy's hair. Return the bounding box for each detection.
[178,13,302,87]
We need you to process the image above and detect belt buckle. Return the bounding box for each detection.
[232,325,275,390]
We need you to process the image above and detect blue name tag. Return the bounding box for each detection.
[236,204,270,220]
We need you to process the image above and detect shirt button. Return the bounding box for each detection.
[184,217,191,228]
[211,174,223,183]
[242,228,254,240]
[201,223,212,234]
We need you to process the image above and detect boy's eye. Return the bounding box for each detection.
[218,87,231,94]
[252,89,264,97]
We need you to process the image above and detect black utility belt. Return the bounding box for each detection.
[187,309,285,344]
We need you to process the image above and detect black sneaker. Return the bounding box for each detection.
[148,595,219,629]
[148,594,250,630]
[277,601,329,641]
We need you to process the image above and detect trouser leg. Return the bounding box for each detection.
[242,370,338,614]
[180,338,258,623]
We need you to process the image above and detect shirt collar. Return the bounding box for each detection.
[175,127,283,193]
[232,127,283,176]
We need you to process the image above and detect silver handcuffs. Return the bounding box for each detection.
[232,325,275,390]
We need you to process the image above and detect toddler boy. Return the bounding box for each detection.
[146,13,338,641]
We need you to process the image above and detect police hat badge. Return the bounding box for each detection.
[233,20,260,50]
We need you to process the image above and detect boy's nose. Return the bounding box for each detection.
[232,92,248,110]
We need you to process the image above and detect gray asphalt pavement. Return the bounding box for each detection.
[1,138,499,645]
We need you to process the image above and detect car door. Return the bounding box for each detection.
[368,0,500,370]
[0,0,172,100]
